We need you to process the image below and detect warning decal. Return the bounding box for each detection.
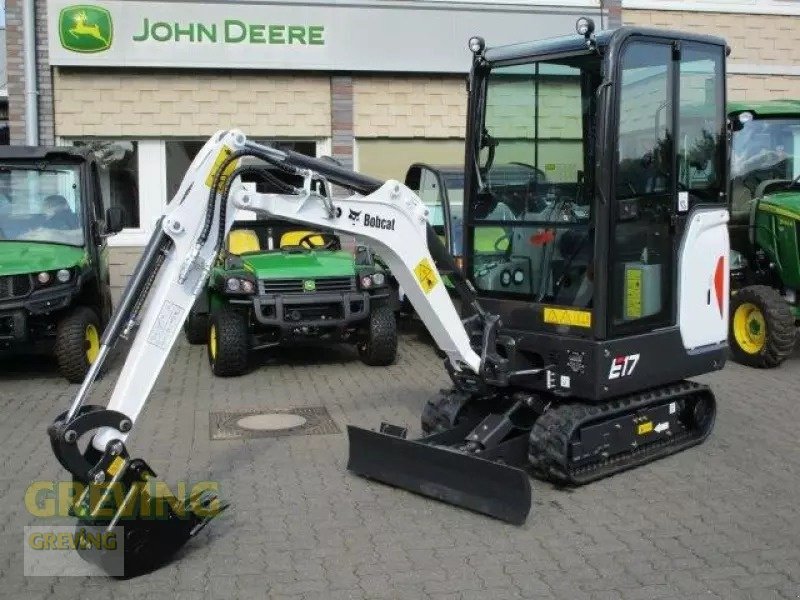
[542,307,591,328]
[625,268,642,319]
[147,300,184,350]
[414,258,440,294]
[205,145,238,191]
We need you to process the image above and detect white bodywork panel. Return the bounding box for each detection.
[677,208,730,351]
[92,131,479,449]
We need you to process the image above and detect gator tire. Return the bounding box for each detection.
[730,285,796,369]
[183,311,209,345]
[358,305,398,366]
[55,307,102,384]
[208,308,249,377]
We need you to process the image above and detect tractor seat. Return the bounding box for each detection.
[228,229,261,255]
[280,230,324,248]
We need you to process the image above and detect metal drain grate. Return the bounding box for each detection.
[209,406,341,440]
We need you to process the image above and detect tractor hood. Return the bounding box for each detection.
[0,242,86,276]
[242,250,355,279]
[760,189,800,219]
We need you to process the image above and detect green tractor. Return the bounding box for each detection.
[0,146,124,381]
[728,101,800,367]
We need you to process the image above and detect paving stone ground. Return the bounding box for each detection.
[0,320,798,599]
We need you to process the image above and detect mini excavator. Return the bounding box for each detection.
[48,21,730,577]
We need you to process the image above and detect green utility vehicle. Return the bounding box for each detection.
[0,146,124,381]
[185,217,397,377]
[728,101,800,367]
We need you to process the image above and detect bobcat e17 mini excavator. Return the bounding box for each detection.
[48,21,730,578]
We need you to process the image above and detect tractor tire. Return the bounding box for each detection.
[55,306,102,383]
[208,308,249,377]
[358,305,398,366]
[730,285,796,369]
[183,311,209,345]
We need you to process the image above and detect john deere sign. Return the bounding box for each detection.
[58,5,112,53]
[47,0,599,72]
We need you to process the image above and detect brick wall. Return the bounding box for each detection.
[53,70,332,138]
[353,76,466,138]
[6,0,54,145]
[109,246,144,306]
[624,9,800,67]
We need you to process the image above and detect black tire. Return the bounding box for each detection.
[183,311,209,345]
[208,308,249,377]
[729,285,796,368]
[55,306,102,383]
[358,305,398,366]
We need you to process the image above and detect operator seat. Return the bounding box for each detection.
[227,229,261,255]
[43,195,79,230]
[280,230,325,248]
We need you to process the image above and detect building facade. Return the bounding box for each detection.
[4,0,800,300]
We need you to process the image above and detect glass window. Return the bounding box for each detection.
[471,56,597,307]
[74,141,139,229]
[0,166,83,245]
[611,42,673,333]
[677,45,724,201]
[731,117,800,217]
[418,168,444,227]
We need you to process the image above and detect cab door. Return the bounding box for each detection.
[609,38,727,349]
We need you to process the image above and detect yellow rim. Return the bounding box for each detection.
[85,324,100,364]
[733,302,766,354]
[209,324,217,361]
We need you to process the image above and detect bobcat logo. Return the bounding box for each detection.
[59,6,113,53]
[348,209,362,222]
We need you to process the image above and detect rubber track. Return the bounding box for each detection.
[528,380,716,485]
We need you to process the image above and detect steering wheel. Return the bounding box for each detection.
[298,233,337,250]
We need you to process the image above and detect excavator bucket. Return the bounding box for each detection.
[346,423,532,525]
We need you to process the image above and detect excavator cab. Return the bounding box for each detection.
[348,23,730,523]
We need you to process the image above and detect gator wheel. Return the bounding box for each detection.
[55,307,102,383]
[208,308,249,377]
[183,311,209,345]
[358,305,398,366]
[730,285,796,368]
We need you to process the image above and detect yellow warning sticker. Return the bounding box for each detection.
[542,307,591,328]
[414,258,440,294]
[106,456,126,477]
[205,145,238,191]
[637,421,653,435]
[625,268,642,319]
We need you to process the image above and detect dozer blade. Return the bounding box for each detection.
[347,424,532,525]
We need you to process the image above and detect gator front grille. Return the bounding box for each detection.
[259,276,355,295]
[0,275,33,301]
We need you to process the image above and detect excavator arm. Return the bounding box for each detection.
[47,130,499,577]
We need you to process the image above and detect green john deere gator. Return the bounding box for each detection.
[728,100,800,367]
[184,216,398,377]
[0,146,124,381]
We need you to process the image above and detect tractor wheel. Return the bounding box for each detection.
[55,306,102,383]
[183,311,209,345]
[358,305,398,366]
[730,285,796,368]
[207,308,249,377]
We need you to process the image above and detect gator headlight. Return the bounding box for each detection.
[513,269,524,284]
[226,277,241,292]
[500,270,511,287]
[37,272,51,285]
[372,272,386,286]
[360,275,373,289]
[56,269,71,283]
[240,280,255,294]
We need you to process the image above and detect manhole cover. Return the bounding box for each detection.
[237,413,307,431]
[209,406,340,440]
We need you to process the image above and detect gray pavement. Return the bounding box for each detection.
[1,322,799,599]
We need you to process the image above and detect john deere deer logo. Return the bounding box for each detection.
[59,5,113,53]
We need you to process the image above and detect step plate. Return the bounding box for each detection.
[346,425,532,525]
